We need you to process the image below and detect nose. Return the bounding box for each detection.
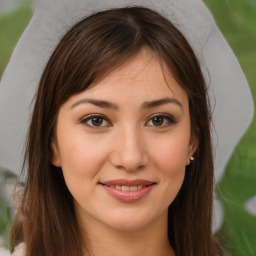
[109,127,149,171]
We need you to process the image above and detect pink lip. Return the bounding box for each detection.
[100,179,156,203]
[101,179,154,186]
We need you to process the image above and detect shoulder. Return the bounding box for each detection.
[12,243,25,256]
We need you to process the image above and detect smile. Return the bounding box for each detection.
[99,179,156,203]
[107,185,147,191]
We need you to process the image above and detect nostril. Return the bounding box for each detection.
[109,152,148,171]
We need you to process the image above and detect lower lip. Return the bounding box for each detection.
[102,184,154,203]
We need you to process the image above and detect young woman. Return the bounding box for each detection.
[10,6,222,256]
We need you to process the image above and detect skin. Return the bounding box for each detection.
[52,49,197,256]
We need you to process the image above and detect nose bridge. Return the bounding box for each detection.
[110,124,148,171]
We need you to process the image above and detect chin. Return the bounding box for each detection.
[100,207,167,233]
[104,218,153,232]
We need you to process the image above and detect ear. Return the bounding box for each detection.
[186,133,198,165]
[51,140,62,167]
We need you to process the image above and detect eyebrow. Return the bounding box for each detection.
[70,97,183,111]
[71,99,119,110]
[142,98,183,111]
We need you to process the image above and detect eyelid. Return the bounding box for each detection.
[80,113,111,128]
[146,113,177,126]
[79,113,176,128]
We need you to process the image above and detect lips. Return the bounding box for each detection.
[99,179,156,203]
[101,179,154,186]
[106,184,146,191]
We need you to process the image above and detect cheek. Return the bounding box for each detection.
[149,133,189,202]
[58,137,109,209]
[150,131,190,171]
[59,136,109,175]
[156,154,186,209]
[158,144,186,191]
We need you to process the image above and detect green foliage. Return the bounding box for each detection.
[0,195,12,248]
[0,0,32,76]
[203,0,256,255]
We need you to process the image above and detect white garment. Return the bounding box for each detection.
[11,243,25,256]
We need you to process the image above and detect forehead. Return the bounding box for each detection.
[66,49,188,109]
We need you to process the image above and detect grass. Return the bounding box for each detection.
[0,0,255,255]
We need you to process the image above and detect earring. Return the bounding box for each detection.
[186,156,194,166]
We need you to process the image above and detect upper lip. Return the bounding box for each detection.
[100,179,156,186]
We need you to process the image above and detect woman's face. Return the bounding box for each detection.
[52,49,197,232]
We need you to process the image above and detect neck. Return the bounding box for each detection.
[78,211,175,256]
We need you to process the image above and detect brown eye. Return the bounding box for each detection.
[81,115,109,128]
[91,117,104,126]
[152,116,164,126]
[146,114,176,127]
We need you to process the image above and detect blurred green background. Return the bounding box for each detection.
[203,1,256,256]
[0,0,255,255]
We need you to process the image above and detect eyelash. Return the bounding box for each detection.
[146,114,177,127]
[80,114,111,128]
[80,113,177,128]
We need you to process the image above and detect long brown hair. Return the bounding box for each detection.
[10,6,221,256]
